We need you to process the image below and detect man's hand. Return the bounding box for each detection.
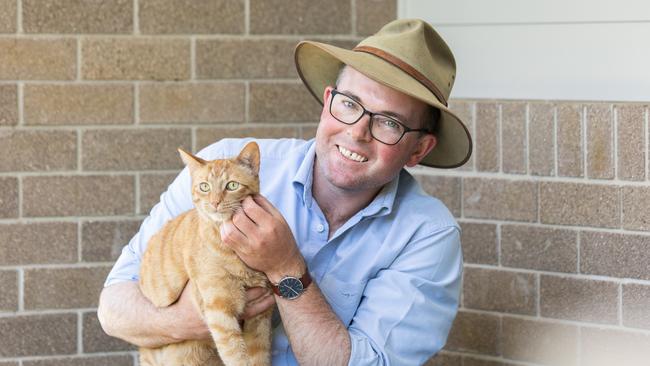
[221,194,306,283]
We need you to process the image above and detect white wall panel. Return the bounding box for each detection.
[399,0,650,101]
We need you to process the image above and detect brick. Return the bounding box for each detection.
[23,0,132,33]
[82,128,191,170]
[581,327,650,366]
[501,225,577,273]
[0,223,77,265]
[0,0,16,33]
[23,175,134,217]
[540,182,619,228]
[623,284,650,330]
[82,220,141,261]
[445,311,499,355]
[197,39,297,79]
[250,0,351,34]
[24,84,133,125]
[616,104,645,181]
[502,317,577,366]
[475,103,499,172]
[83,312,136,353]
[0,130,76,171]
[0,177,18,218]
[0,38,76,80]
[586,104,614,179]
[0,84,17,125]
[413,175,461,217]
[140,173,177,214]
[463,267,537,315]
[529,103,555,176]
[0,270,17,311]
[581,231,650,280]
[82,38,190,80]
[0,362,18,366]
[622,186,650,231]
[140,83,244,124]
[249,82,322,122]
[448,100,474,171]
[557,103,583,177]
[196,126,300,152]
[0,314,76,357]
[463,178,537,222]
[300,124,318,140]
[24,266,111,309]
[424,353,461,366]
[356,0,397,36]
[501,102,527,174]
[540,275,618,324]
[458,222,497,265]
[24,355,133,366]
[140,0,243,34]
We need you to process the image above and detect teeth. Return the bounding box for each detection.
[338,145,368,162]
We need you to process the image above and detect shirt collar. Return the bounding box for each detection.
[291,139,400,217]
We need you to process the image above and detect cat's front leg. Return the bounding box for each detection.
[195,277,250,366]
[242,307,273,366]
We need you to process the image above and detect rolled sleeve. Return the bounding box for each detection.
[347,226,463,366]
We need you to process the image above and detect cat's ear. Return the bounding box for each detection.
[178,148,207,171]
[237,141,260,174]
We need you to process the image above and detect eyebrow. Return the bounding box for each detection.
[338,89,410,124]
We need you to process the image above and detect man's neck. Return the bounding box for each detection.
[311,161,382,237]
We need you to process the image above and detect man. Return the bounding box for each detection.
[98,19,472,365]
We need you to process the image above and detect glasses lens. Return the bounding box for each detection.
[330,93,363,124]
[371,115,405,145]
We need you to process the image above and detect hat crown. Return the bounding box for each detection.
[357,19,456,104]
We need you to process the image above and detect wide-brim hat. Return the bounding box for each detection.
[294,19,472,169]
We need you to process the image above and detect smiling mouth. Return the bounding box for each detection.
[337,145,368,162]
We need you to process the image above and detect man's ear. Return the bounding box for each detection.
[405,134,437,167]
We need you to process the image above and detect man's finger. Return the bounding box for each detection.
[240,196,267,224]
[241,292,276,321]
[245,286,270,302]
[220,221,247,247]
[252,194,282,218]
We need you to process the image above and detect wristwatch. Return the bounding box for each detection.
[271,272,312,300]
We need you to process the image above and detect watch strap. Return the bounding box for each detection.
[271,271,312,297]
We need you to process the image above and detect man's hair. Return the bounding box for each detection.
[336,65,440,136]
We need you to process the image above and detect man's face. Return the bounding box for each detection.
[314,67,437,193]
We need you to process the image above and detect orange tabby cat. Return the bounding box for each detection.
[138,142,272,366]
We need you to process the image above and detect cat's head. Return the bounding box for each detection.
[178,142,260,223]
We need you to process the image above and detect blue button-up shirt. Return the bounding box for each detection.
[105,138,462,366]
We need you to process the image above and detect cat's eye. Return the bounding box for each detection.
[225,181,240,191]
[198,182,211,193]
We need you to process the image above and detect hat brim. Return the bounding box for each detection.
[295,41,472,169]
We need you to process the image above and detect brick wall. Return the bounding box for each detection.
[0,1,648,365]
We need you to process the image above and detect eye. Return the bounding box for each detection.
[198,182,211,193]
[225,181,240,191]
[378,117,400,130]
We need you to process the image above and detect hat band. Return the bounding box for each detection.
[353,45,448,107]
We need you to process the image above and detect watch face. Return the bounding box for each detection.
[278,277,304,300]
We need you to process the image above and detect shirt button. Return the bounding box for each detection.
[316,224,325,233]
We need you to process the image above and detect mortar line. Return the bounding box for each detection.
[643,108,650,181]
[16,0,22,34]
[553,104,558,176]
[17,268,24,311]
[133,0,139,34]
[244,0,250,35]
[498,103,503,173]
[77,311,83,354]
[582,104,588,178]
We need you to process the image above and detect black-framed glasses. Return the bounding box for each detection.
[329,89,431,145]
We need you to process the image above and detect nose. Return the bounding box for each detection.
[347,113,373,142]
